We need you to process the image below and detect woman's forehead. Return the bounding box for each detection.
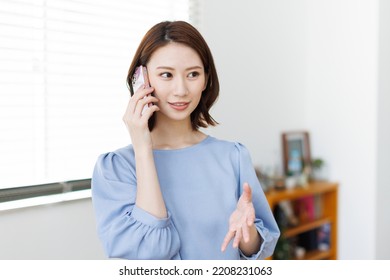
[147,43,203,69]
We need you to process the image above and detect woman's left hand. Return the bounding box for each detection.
[221,182,256,252]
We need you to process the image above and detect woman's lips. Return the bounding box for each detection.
[168,102,190,111]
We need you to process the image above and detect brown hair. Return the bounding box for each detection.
[126,21,219,131]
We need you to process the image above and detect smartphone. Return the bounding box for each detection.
[131,66,151,115]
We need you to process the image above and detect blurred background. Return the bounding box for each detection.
[0,0,389,259]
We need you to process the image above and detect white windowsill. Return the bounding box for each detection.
[0,189,92,211]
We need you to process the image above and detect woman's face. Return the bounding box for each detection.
[146,42,206,125]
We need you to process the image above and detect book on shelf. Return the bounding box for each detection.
[297,229,318,251]
[317,223,331,251]
[293,194,323,224]
[314,194,323,219]
[296,223,331,254]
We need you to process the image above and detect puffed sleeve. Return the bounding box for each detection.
[234,143,280,260]
[91,151,181,260]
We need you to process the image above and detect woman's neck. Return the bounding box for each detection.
[150,117,206,150]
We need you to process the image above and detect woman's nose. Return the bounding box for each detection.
[173,77,189,96]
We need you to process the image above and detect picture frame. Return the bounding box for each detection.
[282,131,311,175]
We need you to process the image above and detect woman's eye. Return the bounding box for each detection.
[160,72,172,78]
[188,71,200,78]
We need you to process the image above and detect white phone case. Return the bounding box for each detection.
[132,66,151,115]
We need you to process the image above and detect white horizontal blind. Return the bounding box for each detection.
[0,0,192,189]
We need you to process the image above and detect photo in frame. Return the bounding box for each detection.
[282,131,311,176]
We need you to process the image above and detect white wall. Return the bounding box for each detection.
[200,0,308,173]
[304,0,379,259]
[376,0,390,259]
[200,0,389,259]
[0,198,105,259]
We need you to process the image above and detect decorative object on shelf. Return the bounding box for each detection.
[254,166,286,191]
[311,158,328,181]
[297,172,309,187]
[281,131,311,177]
[273,176,286,190]
[285,176,296,189]
[312,158,324,170]
[295,246,306,259]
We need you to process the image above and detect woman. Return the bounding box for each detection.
[92,21,279,260]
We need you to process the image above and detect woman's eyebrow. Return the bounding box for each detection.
[156,66,203,71]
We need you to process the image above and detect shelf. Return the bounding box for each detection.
[265,181,338,205]
[284,217,332,238]
[265,181,338,260]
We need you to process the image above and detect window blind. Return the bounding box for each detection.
[0,0,194,189]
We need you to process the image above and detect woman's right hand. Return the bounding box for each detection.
[122,85,159,150]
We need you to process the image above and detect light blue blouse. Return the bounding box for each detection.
[92,136,280,260]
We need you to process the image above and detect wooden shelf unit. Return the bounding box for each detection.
[265,181,338,260]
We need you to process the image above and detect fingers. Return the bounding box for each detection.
[221,225,250,252]
[140,103,160,119]
[133,84,154,99]
[233,227,242,248]
[242,182,252,202]
[123,87,158,125]
[128,86,155,114]
[243,184,255,227]
[221,230,235,252]
[133,95,159,117]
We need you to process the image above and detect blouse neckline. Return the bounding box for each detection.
[152,135,212,153]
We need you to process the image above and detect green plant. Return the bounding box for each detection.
[311,158,324,170]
